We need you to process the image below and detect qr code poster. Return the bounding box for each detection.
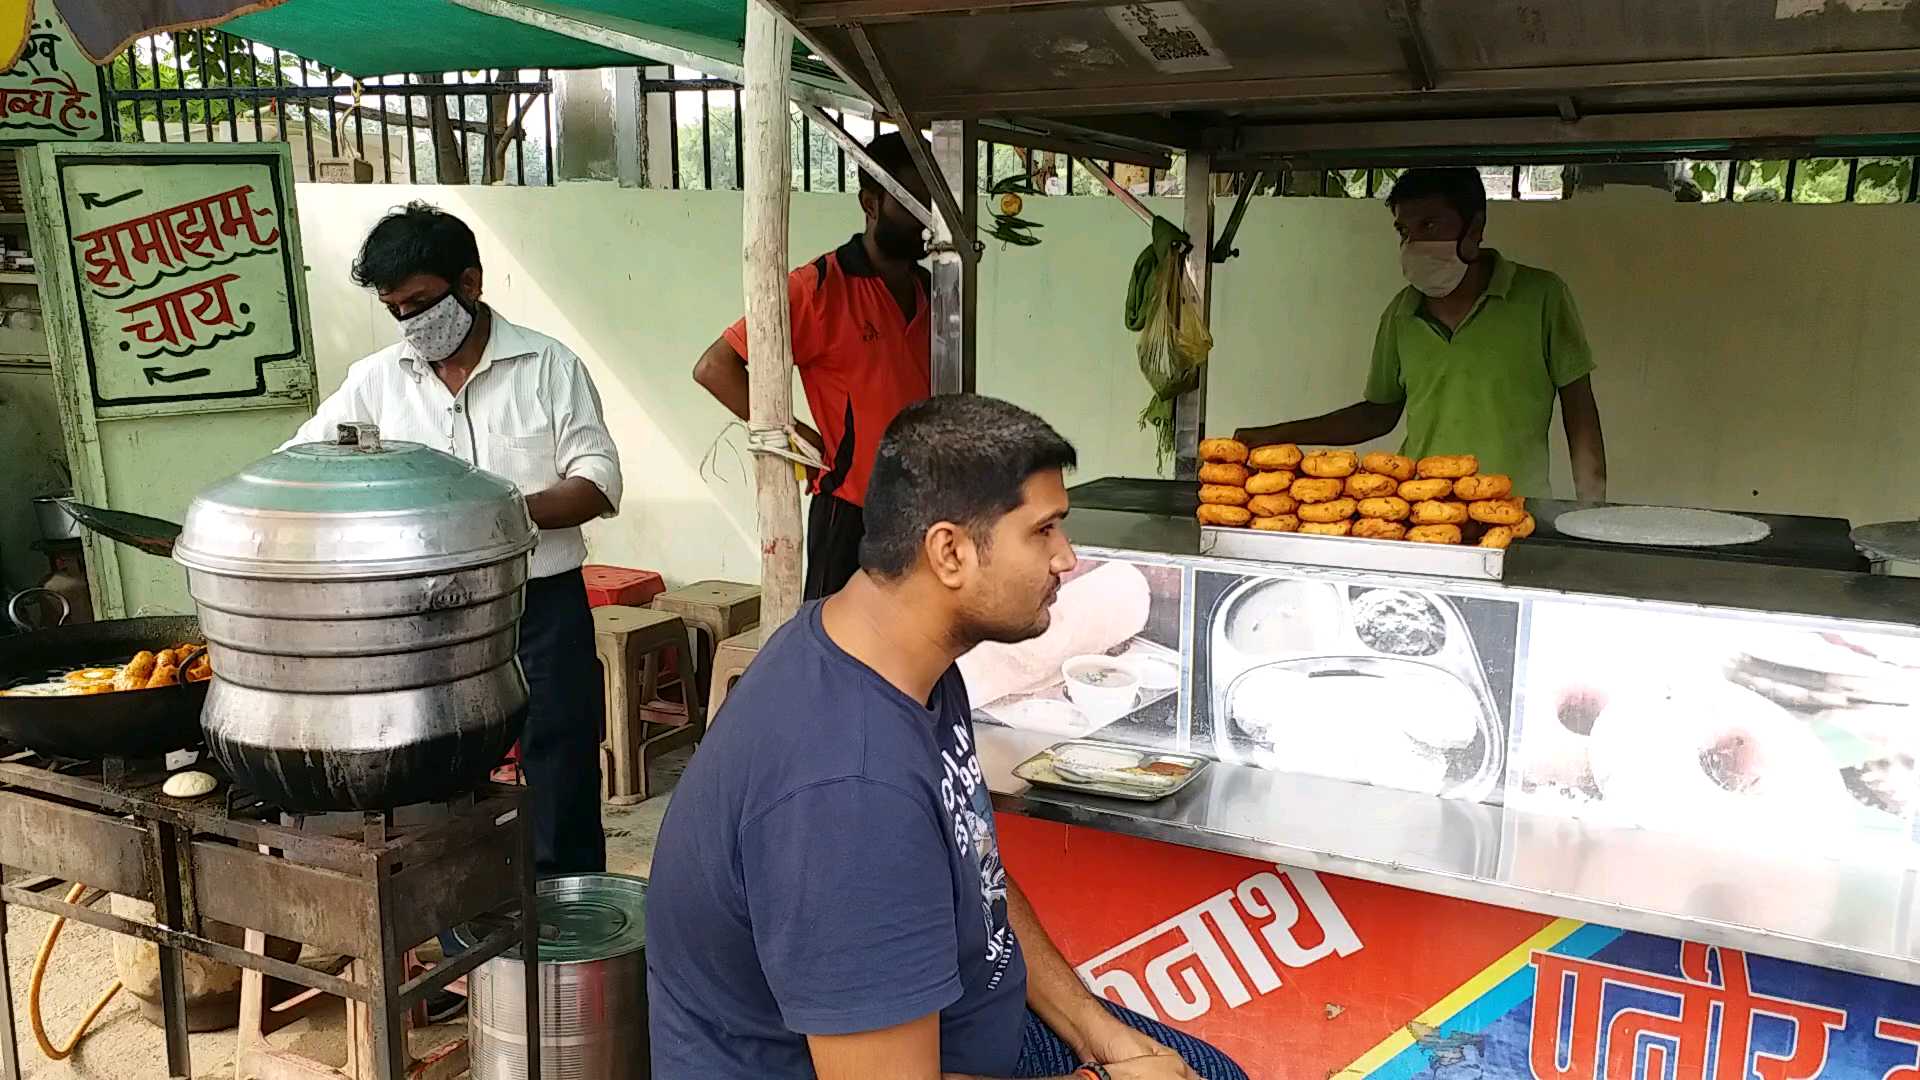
[1105,2,1232,73]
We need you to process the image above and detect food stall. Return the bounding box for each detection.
[741,2,1920,1075]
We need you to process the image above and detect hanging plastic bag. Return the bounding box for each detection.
[1135,240,1213,469]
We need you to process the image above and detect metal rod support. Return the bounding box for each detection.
[1211,171,1265,263]
[798,101,934,229]
[448,0,871,115]
[848,22,978,265]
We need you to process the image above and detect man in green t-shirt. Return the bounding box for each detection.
[1236,167,1607,501]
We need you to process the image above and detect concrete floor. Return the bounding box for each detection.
[1,748,688,1078]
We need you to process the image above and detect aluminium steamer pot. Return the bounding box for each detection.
[175,423,536,811]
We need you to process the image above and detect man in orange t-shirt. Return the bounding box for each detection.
[695,133,932,599]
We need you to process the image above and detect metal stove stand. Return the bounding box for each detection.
[0,757,541,1079]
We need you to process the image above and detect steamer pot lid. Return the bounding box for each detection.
[175,423,536,580]
[456,873,647,963]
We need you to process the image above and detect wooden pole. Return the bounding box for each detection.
[742,0,805,632]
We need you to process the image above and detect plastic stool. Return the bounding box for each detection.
[653,581,761,723]
[592,605,700,803]
[705,626,763,728]
[583,564,666,608]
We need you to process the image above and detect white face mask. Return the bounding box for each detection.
[396,290,477,363]
[1400,239,1470,298]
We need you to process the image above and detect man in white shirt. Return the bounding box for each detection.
[287,203,623,886]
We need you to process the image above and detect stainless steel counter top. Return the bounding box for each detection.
[983,725,1920,985]
[1066,507,1920,632]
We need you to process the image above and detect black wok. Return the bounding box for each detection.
[0,616,207,759]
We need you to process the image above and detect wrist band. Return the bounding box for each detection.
[1076,1066,1111,1080]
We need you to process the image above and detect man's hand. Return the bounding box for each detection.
[524,476,612,530]
[1103,1054,1201,1080]
[1079,1015,1182,1068]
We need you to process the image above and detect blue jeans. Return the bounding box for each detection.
[1014,1000,1248,1080]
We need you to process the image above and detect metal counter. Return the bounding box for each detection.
[1070,477,1869,573]
[1063,506,1920,631]
[982,725,1920,985]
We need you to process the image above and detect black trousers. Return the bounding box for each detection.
[517,568,606,877]
[804,495,866,601]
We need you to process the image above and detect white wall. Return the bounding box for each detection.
[294,183,1920,586]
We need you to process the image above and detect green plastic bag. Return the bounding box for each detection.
[1135,238,1213,469]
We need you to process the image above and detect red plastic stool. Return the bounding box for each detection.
[584,565,666,608]
[584,565,680,701]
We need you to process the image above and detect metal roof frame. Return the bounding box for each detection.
[779,0,1920,168]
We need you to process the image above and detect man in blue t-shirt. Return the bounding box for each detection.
[647,395,1246,1080]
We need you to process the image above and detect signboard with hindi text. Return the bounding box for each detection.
[999,815,1920,1078]
[26,142,315,618]
[47,146,312,413]
[0,0,106,144]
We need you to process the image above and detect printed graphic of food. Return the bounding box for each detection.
[957,561,1150,707]
[1191,440,1527,548]
[1585,679,1855,830]
[1215,580,1496,799]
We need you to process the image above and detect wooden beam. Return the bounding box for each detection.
[743,0,807,631]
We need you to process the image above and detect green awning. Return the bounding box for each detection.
[225,0,647,75]
[224,0,757,76]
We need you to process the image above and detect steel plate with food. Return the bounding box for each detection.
[1012,740,1209,801]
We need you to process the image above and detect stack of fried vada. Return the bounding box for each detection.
[1195,441,1536,548]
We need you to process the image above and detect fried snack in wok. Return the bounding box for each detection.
[1479,526,1516,549]
[1197,504,1252,527]
[115,651,157,692]
[1343,472,1398,499]
[1300,450,1359,479]
[1407,524,1463,545]
[1247,493,1297,518]
[1251,514,1300,533]
[185,654,212,683]
[1298,497,1357,524]
[1198,484,1251,507]
[1410,500,1469,526]
[1397,478,1453,502]
[1361,453,1415,482]
[1197,462,1250,486]
[1290,477,1344,504]
[1467,497,1527,526]
[1514,512,1537,539]
[1416,454,1478,479]
[73,682,115,695]
[1356,496,1411,522]
[1452,474,1513,501]
[1352,518,1408,541]
[65,667,119,685]
[1245,471,1295,495]
[1199,438,1250,465]
[1248,444,1303,470]
[145,659,180,688]
[1300,521,1353,537]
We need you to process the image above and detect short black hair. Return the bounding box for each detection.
[860,395,1078,579]
[857,132,920,197]
[1386,167,1488,225]
[351,202,481,292]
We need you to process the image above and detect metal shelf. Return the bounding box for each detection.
[0,271,38,286]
